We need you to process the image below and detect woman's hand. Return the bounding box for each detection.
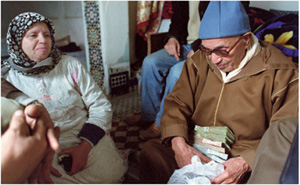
[211,156,251,184]
[171,137,211,168]
[164,38,181,60]
[59,140,92,176]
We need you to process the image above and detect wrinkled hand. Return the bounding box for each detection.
[171,137,211,168]
[59,140,92,176]
[164,37,181,60]
[211,157,251,184]
[186,50,195,58]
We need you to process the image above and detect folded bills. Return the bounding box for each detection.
[193,137,226,153]
[192,126,236,163]
[193,144,228,163]
[194,126,235,144]
[192,136,232,151]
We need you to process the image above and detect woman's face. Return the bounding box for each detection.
[21,22,52,62]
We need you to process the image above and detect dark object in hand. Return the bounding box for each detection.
[58,154,73,172]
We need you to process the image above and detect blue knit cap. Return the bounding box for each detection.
[199,1,250,39]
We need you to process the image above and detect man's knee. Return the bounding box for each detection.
[140,139,161,163]
[166,62,184,87]
[139,139,177,183]
[169,62,184,78]
[142,53,163,72]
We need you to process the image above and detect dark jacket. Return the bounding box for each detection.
[163,1,208,52]
[164,1,249,52]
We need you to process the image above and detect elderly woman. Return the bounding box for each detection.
[2,12,127,183]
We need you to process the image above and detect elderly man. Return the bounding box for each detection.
[139,1,298,184]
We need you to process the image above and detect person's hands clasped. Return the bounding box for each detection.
[171,137,211,168]
[164,38,181,60]
[211,156,251,184]
[25,103,60,151]
[1,103,60,184]
[58,139,92,176]
[24,103,61,183]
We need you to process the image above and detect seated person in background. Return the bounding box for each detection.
[139,1,298,184]
[138,1,208,139]
[2,12,127,184]
[138,1,249,140]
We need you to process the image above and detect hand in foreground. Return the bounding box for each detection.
[25,103,59,151]
[211,156,251,184]
[171,137,211,168]
[58,139,92,176]
[1,107,57,184]
[28,149,61,183]
[164,37,181,60]
[25,103,61,183]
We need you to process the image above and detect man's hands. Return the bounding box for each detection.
[171,137,250,184]
[164,38,181,60]
[25,103,60,151]
[58,140,92,176]
[26,103,61,183]
[164,38,195,60]
[211,157,251,184]
[171,137,211,168]
[1,104,60,184]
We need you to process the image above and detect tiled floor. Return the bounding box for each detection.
[109,88,141,122]
[108,88,144,150]
[108,88,144,183]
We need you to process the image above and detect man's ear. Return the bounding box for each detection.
[243,32,252,48]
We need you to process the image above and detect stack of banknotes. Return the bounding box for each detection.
[192,126,235,163]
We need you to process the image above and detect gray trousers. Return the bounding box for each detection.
[248,117,298,184]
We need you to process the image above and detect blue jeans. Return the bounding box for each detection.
[141,44,191,127]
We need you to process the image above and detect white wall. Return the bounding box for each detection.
[99,1,130,94]
[1,1,85,50]
[250,1,299,11]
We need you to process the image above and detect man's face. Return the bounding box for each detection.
[201,35,249,72]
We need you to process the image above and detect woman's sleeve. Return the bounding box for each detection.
[68,58,112,146]
[2,78,37,106]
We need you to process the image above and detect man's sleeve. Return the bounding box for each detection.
[160,57,200,143]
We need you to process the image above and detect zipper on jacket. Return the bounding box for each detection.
[214,83,225,126]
